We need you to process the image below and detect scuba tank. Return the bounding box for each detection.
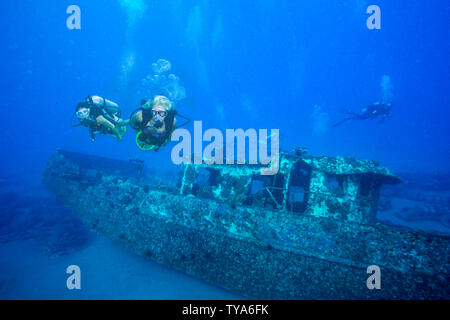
[81,95,124,141]
[86,95,121,117]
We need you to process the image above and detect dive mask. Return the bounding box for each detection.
[76,108,90,120]
[152,109,168,118]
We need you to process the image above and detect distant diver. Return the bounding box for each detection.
[130,95,186,151]
[74,96,128,141]
[333,102,392,127]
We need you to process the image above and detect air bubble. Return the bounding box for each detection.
[152,59,171,75]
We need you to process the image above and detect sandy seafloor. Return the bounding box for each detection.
[0,170,448,300]
[0,236,243,299]
[0,174,244,300]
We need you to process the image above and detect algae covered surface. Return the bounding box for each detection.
[41,150,450,299]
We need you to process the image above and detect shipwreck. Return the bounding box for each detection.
[43,149,449,299]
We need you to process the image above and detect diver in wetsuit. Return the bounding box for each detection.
[129,95,177,151]
[333,102,392,127]
[75,95,128,141]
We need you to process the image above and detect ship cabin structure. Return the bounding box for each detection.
[179,151,402,225]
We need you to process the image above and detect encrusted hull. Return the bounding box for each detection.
[43,150,450,299]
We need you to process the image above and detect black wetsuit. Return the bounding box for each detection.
[333,102,392,127]
[81,105,119,140]
[131,109,177,151]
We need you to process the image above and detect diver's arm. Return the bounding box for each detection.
[168,118,177,139]
[378,113,388,123]
[117,119,130,127]
[172,118,177,131]
[130,111,143,131]
[96,115,122,140]
[89,128,96,141]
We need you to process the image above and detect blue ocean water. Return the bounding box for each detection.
[0,1,449,299]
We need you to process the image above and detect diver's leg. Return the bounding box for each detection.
[341,110,359,116]
[111,127,123,141]
[378,115,387,124]
[332,117,354,127]
[118,119,130,127]
[112,116,128,137]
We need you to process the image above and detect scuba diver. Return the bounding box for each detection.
[74,95,128,141]
[130,95,179,151]
[333,102,392,127]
